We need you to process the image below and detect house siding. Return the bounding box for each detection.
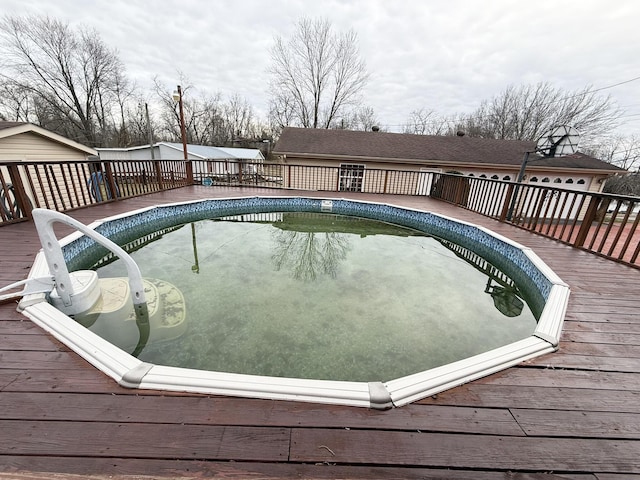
[279,152,613,198]
[1,130,96,211]
[0,132,90,161]
[282,156,431,193]
[1,161,96,212]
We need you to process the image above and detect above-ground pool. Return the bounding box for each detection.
[19,197,570,408]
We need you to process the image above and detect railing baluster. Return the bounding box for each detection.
[35,165,48,208]
[607,208,633,258]
[597,202,621,254]
[549,191,568,237]
[618,202,640,261]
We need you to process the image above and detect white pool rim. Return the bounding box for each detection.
[18,196,569,409]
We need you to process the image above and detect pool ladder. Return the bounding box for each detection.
[0,209,149,329]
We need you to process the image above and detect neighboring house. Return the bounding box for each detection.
[0,121,97,161]
[0,122,98,217]
[97,143,265,177]
[273,127,624,195]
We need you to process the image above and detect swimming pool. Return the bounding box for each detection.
[18,196,569,408]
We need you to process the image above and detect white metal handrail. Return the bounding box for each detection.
[31,208,148,322]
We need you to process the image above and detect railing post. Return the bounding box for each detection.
[454,176,464,205]
[7,164,33,220]
[103,162,119,201]
[153,160,164,190]
[574,195,601,247]
[185,161,194,185]
[499,183,514,222]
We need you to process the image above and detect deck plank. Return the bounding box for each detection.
[479,368,640,391]
[0,458,599,480]
[0,392,525,436]
[0,335,69,352]
[418,385,640,413]
[523,354,640,372]
[511,409,640,439]
[560,331,640,345]
[0,351,80,370]
[562,321,640,334]
[550,342,640,358]
[0,420,290,461]
[290,428,640,473]
[1,369,128,394]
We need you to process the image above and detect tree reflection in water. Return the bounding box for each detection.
[271,230,351,281]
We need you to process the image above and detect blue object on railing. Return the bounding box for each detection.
[88,171,120,201]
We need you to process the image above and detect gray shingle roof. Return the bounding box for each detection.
[274,127,623,172]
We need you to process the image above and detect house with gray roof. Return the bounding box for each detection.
[97,142,264,162]
[273,127,623,195]
[97,142,265,180]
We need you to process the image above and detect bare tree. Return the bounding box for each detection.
[603,172,640,195]
[154,78,269,147]
[153,77,225,145]
[0,80,33,121]
[584,134,640,171]
[123,100,157,147]
[332,106,379,131]
[271,229,351,281]
[268,94,297,135]
[268,17,369,129]
[402,108,451,135]
[222,94,257,140]
[0,15,127,146]
[459,82,621,143]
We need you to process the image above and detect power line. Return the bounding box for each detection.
[590,75,640,93]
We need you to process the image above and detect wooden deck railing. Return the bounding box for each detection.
[2,158,638,268]
[0,159,189,225]
[430,173,640,268]
[191,159,433,195]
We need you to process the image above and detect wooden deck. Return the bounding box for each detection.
[1,186,639,479]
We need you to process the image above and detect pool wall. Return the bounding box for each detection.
[19,196,570,409]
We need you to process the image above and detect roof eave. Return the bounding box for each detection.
[273,151,619,172]
[0,123,97,156]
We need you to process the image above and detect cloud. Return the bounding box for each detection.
[2,0,639,133]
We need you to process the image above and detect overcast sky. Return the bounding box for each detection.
[3,0,640,135]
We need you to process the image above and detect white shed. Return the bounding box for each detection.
[97,143,265,176]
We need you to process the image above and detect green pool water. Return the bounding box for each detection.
[91,212,538,382]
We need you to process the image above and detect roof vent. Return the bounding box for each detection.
[456,131,465,137]
[372,126,380,132]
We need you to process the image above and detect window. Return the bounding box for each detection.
[566,179,574,184]
[503,175,511,181]
[554,178,562,183]
[577,179,586,185]
[530,177,539,182]
[491,175,499,180]
[479,174,487,178]
[339,164,365,192]
[542,177,550,183]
